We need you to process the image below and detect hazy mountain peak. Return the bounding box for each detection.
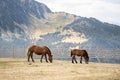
[0,0,120,48]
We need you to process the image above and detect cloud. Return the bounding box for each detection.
[36,0,120,26]
[104,0,120,4]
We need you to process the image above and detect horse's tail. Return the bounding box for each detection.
[27,49,30,57]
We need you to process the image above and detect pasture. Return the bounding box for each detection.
[0,58,120,80]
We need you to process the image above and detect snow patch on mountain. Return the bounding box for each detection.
[60,29,88,43]
[69,46,80,50]
[1,30,21,42]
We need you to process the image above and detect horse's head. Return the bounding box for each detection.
[49,55,53,63]
[84,56,89,64]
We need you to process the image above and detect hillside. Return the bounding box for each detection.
[0,58,120,80]
[0,0,120,49]
[0,0,120,64]
[62,17,120,48]
[0,0,77,46]
[38,17,120,48]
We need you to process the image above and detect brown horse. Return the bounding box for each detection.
[71,49,89,64]
[27,45,53,63]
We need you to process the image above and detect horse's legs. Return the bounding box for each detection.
[72,56,74,63]
[45,54,48,63]
[40,55,44,63]
[74,56,77,63]
[80,56,82,64]
[28,56,30,62]
[28,52,30,62]
[31,53,34,62]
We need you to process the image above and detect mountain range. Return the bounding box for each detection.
[0,0,120,49]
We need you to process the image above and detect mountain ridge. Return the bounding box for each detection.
[0,0,120,49]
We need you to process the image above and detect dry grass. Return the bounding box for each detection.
[0,58,120,80]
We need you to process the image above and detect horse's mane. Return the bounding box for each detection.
[83,50,89,58]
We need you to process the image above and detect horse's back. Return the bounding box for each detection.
[28,45,46,50]
[28,45,51,55]
[71,49,80,56]
[71,49,86,56]
[28,45,36,51]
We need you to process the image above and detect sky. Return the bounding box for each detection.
[35,0,120,26]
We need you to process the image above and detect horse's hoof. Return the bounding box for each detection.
[28,63,32,65]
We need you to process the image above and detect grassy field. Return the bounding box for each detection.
[0,58,120,80]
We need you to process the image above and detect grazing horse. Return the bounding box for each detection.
[27,45,53,63]
[71,49,89,64]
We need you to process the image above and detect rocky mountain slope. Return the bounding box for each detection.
[0,0,120,49]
